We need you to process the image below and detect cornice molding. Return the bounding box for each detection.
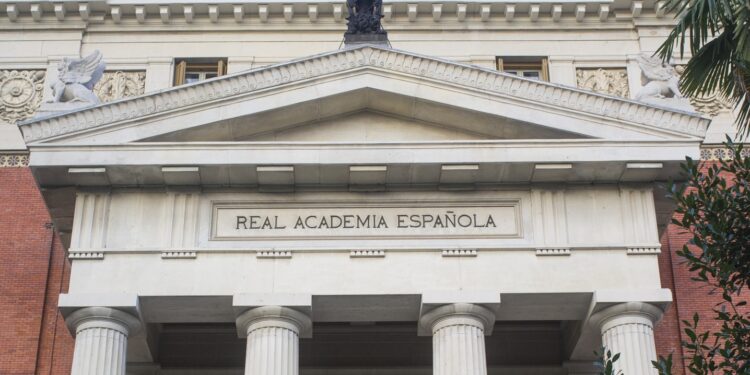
[18,45,710,143]
[0,0,670,26]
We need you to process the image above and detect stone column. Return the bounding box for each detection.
[590,302,664,375]
[66,307,142,375]
[419,303,496,375]
[236,306,312,375]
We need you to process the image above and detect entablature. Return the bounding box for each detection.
[30,140,697,187]
[0,0,673,27]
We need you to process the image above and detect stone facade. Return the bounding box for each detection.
[0,1,746,374]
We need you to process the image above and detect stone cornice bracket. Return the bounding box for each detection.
[64,306,142,337]
[589,301,665,330]
[419,303,496,336]
[236,305,313,338]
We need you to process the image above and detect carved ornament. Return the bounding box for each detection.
[0,70,45,124]
[576,68,629,98]
[18,46,710,142]
[0,153,30,167]
[93,71,146,102]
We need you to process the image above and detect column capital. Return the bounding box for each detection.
[236,306,313,339]
[419,303,496,336]
[589,301,665,331]
[65,306,142,337]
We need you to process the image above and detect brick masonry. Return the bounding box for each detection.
[0,166,73,375]
[654,160,738,375]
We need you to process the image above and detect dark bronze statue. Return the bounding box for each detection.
[345,0,386,36]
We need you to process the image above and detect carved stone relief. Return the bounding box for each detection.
[690,94,733,116]
[576,68,630,98]
[700,146,750,160]
[0,153,29,167]
[93,71,146,102]
[673,66,733,117]
[19,47,710,143]
[0,70,45,124]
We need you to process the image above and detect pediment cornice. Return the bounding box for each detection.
[18,45,709,143]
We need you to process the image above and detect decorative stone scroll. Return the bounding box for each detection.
[576,68,629,98]
[93,71,146,102]
[0,70,45,124]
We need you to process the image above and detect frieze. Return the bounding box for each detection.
[0,153,29,167]
[576,68,629,98]
[18,46,710,143]
[212,200,521,241]
[93,71,146,103]
[0,70,45,124]
[701,146,750,160]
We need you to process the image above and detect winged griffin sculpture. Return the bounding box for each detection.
[634,54,694,111]
[49,50,106,105]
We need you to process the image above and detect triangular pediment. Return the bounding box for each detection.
[18,45,709,146]
[237,110,578,142]
[140,89,588,143]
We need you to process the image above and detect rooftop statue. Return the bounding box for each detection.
[31,50,106,119]
[344,0,388,45]
[50,50,106,106]
[634,54,695,112]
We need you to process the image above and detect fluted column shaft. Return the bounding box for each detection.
[591,302,664,375]
[236,306,312,375]
[66,307,141,375]
[419,303,496,375]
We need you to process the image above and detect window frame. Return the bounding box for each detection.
[174,58,228,86]
[496,57,549,81]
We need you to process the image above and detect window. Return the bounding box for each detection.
[174,58,228,86]
[496,57,549,81]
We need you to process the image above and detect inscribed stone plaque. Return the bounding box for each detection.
[212,200,521,240]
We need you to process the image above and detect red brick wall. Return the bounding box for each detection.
[654,160,734,375]
[0,166,73,375]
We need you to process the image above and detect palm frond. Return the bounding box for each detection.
[657,0,750,138]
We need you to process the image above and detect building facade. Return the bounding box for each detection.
[0,1,742,374]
